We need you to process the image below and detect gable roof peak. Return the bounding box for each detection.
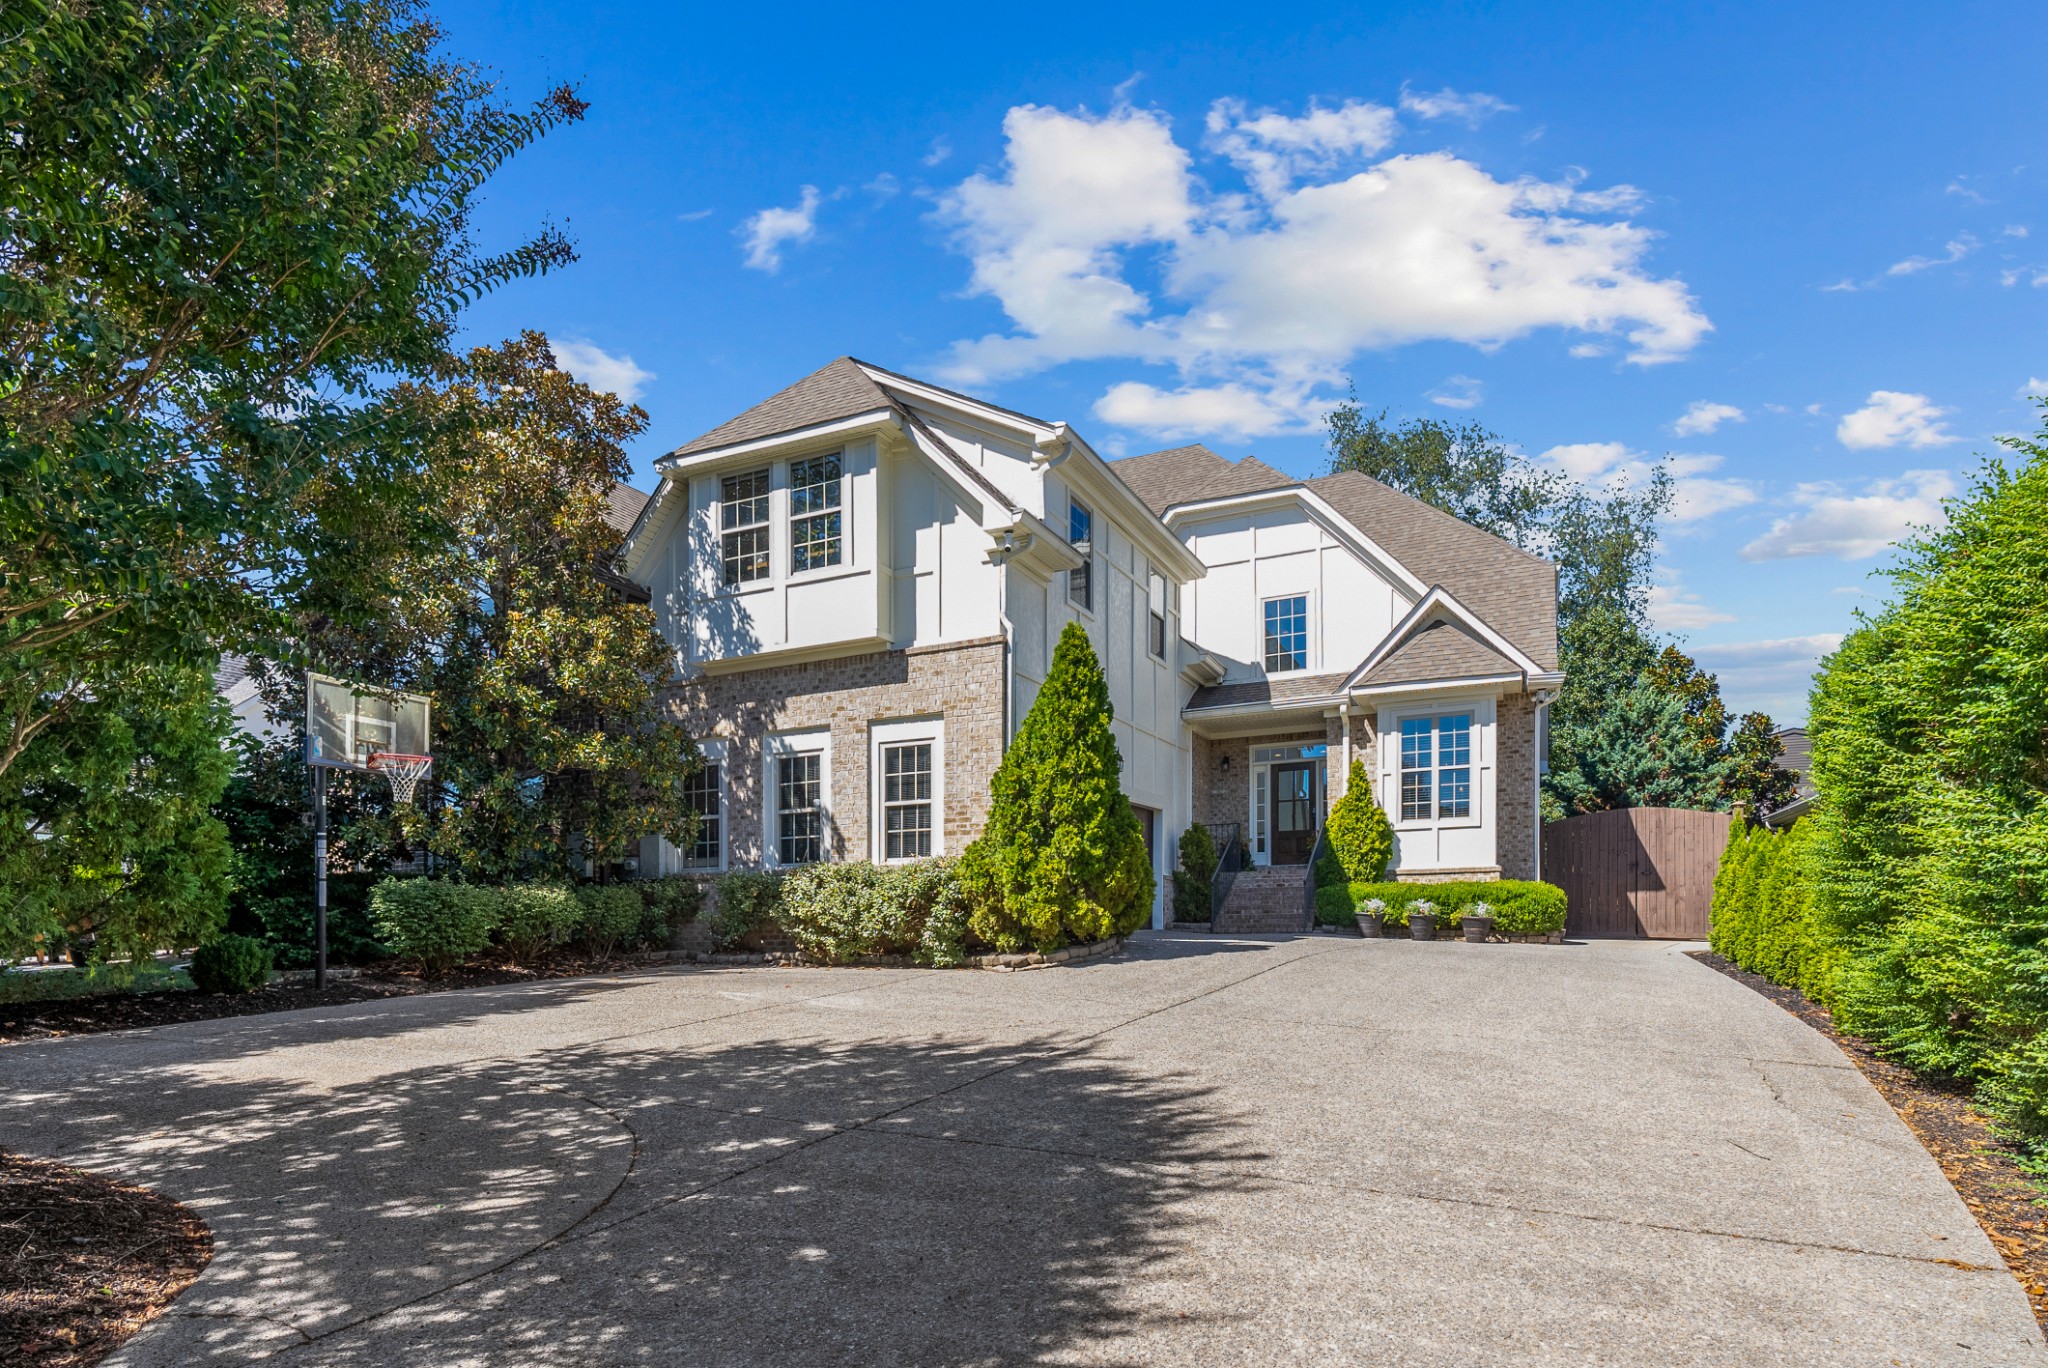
[666,356,893,459]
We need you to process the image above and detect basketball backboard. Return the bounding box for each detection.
[305,673,431,770]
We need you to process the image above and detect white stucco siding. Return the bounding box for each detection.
[916,408,1046,520]
[1182,503,1406,682]
[882,448,1001,650]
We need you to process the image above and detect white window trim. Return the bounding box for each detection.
[785,449,848,583]
[1379,701,1490,832]
[715,467,773,593]
[764,728,832,868]
[1260,590,1314,677]
[677,738,728,872]
[871,717,945,863]
[1145,566,1168,662]
[1067,496,1095,616]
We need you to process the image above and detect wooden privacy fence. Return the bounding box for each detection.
[1541,807,1732,939]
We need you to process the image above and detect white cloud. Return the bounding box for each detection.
[549,337,655,403]
[1945,180,1991,206]
[1534,442,1757,524]
[676,208,714,223]
[1886,233,1977,276]
[1398,85,1517,125]
[935,99,1711,435]
[1093,378,1323,440]
[1740,470,1955,561]
[740,185,822,273]
[1672,400,1743,436]
[1647,579,1735,631]
[2020,377,2048,398]
[922,137,954,167]
[2004,224,2029,238]
[1836,390,1957,449]
[1427,374,1483,409]
[1690,635,1846,721]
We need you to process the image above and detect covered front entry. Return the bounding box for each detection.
[1270,762,1318,864]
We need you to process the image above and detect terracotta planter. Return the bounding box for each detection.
[1461,914,1495,943]
[1355,913,1384,938]
[1408,912,1437,941]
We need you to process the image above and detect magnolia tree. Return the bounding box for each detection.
[961,623,1154,952]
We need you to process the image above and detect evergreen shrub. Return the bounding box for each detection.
[188,934,273,994]
[575,885,643,960]
[710,871,782,949]
[1171,823,1217,922]
[777,858,969,966]
[1324,760,1395,883]
[1708,822,1839,1003]
[497,884,582,964]
[960,624,1154,952]
[1315,879,1567,935]
[639,876,703,947]
[369,879,497,972]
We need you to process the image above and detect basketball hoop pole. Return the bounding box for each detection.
[312,765,329,990]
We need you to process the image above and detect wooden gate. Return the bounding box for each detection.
[1541,807,1732,939]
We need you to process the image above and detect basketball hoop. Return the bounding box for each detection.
[368,753,434,807]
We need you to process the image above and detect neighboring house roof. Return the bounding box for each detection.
[1355,618,1521,688]
[1186,670,1351,713]
[1773,726,1816,797]
[1108,449,1560,672]
[605,482,650,536]
[668,357,895,458]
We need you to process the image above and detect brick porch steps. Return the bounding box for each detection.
[1213,863,1311,934]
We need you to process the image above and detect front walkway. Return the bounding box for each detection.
[0,934,2038,1365]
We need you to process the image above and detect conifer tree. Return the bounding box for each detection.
[1325,759,1395,882]
[961,623,1154,951]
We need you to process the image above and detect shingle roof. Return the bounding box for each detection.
[668,357,894,458]
[1357,619,1521,688]
[604,483,650,536]
[1185,670,1350,712]
[1107,449,1559,672]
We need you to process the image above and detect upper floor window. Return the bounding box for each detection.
[789,454,843,573]
[1399,713,1473,822]
[720,469,771,586]
[1067,500,1093,611]
[1147,569,1167,659]
[1263,595,1308,673]
[680,762,723,869]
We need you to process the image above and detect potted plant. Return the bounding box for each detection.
[1461,900,1496,943]
[1355,897,1387,938]
[1408,899,1438,941]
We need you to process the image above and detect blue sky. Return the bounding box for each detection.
[438,0,2046,721]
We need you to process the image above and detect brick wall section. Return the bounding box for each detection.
[658,636,1006,868]
[1191,729,1326,834]
[1495,690,1539,881]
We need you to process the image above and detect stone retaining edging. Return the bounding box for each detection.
[680,935,1128,971]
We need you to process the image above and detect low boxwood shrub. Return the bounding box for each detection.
[370,878,499,972]
[778,858,968,966]
[638,876,704,949]
[1324,759,1395,883]
[189,934,273,994]
[1171,823,1217,922]
[710,870,782,950]
[497,884,582,964]
[1316,878,1568,936]
[576,885,644,961]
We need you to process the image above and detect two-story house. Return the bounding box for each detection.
[619,358,1561,930]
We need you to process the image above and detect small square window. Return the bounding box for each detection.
[720,470,771,586]
[1263,595,1308,673]
[789,455,842,573]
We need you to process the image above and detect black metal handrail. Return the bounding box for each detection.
[1302,823,1329,933]
[1205,822,1242,932]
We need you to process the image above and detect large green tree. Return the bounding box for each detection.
[961,623,1154,952]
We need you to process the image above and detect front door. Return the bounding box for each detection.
[1271,762,1316,865]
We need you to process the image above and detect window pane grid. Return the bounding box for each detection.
[1398,715,1475,822]
[776,753,822,864]
[720,470,771,585]
[1147,570,1167,658]
[1068,502,1092,610]
[789,456,843,573]
[1400,718,1433,821]
[1437,715,1473,819]
[682,763,722,867]
[1263,595,1308,673]
[881,742,932,860]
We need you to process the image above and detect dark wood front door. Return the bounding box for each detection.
[1272,762,1316,865]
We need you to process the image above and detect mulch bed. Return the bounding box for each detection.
[1691,950,2048,1330]
[0,1151,212,1368]
[0,953,673,1046]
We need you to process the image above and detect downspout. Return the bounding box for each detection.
[1531,687,1557,882]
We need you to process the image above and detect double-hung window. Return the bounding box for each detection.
[775,752,824,864]
[1146,569,1167,659]
[720,469,771,586]
[680,761,723,869]
[1262,595,1308,673]
[789,454,842,573]
[880,742,933,859]
[1399,713,1474,821]
[1067,501,1093,611]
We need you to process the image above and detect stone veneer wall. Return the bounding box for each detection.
[1494,691,1540,882]
[659,636,1007,868]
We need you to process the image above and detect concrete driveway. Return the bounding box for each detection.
[0,933,2038,1366]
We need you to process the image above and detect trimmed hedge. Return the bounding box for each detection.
[576,885,644,960]
[777,858,970,966]
[1709,821,1839,1004]
[497,883,582,963]
[189,934,273,994]
[369,879,497,972]
[710,871,782,950]
[1315,879,1568,936]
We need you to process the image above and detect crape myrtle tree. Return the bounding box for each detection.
[1326,399,1789,817]
[1,0,583,957]
[961,623,1155,952]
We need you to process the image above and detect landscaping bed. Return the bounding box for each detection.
[0,1150,212,1368]
[1692,950,2048,1331]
